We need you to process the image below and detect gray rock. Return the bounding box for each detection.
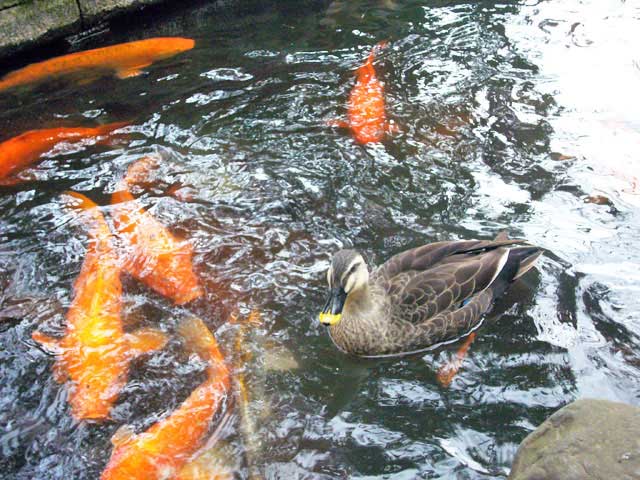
[0,0,170,61]
[509,399,640,480]
[77,0,166,26]
[0,0,80,59]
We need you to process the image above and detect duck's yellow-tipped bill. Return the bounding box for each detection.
[319,312,341,326]
[319,287,347,326]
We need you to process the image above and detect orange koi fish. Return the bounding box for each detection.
[0,122,127,185]
[111,158,203,305]
[329,41,396,144]
[31,192,167,421]
[0,37,195,92]
[101,316,231,480]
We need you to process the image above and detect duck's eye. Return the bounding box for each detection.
[349,263,360,275]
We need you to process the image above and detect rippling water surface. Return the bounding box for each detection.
[1,1,639,478]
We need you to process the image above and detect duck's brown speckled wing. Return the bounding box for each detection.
[373,240,524,327]
[373,239,525,283]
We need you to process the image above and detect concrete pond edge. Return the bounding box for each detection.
[0,0,195,60]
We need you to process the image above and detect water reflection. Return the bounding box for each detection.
[1,0,639,478]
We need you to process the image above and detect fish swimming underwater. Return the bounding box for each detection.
[0,122,127,185]
[0,37,195,92]
[329,41,397,144]
[111,157,204,305]
[120,154,196,202]
[100,317,231,480]
[32,192,167,421]
[231,310,265,480]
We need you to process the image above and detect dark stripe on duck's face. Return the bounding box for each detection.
[319,287,347,326]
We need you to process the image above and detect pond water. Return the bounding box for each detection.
[1,0,639,478]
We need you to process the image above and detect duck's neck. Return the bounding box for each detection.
[329,283,379,355]
[344,283,374,315]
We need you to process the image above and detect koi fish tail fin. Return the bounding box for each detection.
[374,40,388,55]
[178,317,228,373]
[357,41,387,78]
[110,185,135,205]
[95,121,129,147]
[62,191,100,211]
[96,121,129,136]
[125,327,168,357]
[61,191,113,243]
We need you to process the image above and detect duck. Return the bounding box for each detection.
[318,234,541,357]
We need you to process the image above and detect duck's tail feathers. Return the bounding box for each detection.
[491,246,541,299]
[514,248,542,280]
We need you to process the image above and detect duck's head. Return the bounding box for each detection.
[319,249,369,326]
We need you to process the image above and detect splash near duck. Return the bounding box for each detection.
[0,37,195,92]
[100,317,231,480]
[329,41,396,144]
[0,122,127,185]
[31,192,167,421]
[111,157,204,305]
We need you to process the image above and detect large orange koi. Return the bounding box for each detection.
[0,37,195,92]
[329,41,396,144]
[0,122,127,185]
[100,316,231,480]
[31,192,167,421]
[110,158,203,305]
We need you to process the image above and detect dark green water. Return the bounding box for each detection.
[1,0,639,478]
